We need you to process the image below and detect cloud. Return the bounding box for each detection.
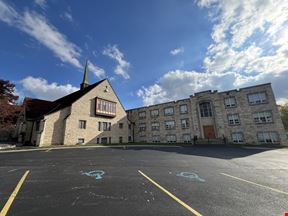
[34,0,47,10]
[89,62,105,78]
[0,0,105,78]
[103,45,130,79]
[138,0,288,105]
[170,47,184,56]
[61,11,73,22]
[20,76,78,101]
[0,0,18,24]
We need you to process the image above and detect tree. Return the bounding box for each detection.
[0,79,19,104]
[279,104,288,131]
[0,79,22,141]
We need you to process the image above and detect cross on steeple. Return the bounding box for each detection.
[80,60,89,90]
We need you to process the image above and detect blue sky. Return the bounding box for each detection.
[1,0,288,109]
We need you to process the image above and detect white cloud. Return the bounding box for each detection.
[89,62,105,78]
[0,0,18,24]
[34,0,47,10]
[0,0,105,78]
[20,76,78,101]
[61,11,73,22]
[20,11,82,68]
[103,45,130,79]
[138,0,288,105]
[170,47,184,56]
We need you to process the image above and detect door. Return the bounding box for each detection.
[203,126,216,139]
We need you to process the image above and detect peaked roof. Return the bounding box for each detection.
[24,79,106,119]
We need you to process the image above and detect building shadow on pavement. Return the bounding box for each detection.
[110,144,276,160]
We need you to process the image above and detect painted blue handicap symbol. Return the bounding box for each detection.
[176,172,205,182]
[81,170,105,180]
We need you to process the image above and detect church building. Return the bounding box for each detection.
[16,62,287,146]
[16,61,130,146]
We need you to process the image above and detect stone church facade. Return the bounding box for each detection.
[16,63,287,146]
[16,63,130,147]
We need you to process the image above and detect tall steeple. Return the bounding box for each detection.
[80,60,89,90]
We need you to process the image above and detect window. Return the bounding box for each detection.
[128,124,131,130]
[99,122,111,131]
[138,111,146,119]
[199,102,212,117]
[78,138,85,144]
[231,133,244,143]
[151,122,160,131]
[183,134,191,143]
[35,121,40,131]
[228,114,240,125]
[166,135,176,143]
[180,104,188,114]
[139,136,147,143]
[128,136,132,142]
[224,97,236,108]
[95,98,116,117]
[152,135,160,143]
[79,120,86,129]
[150,109,159,117]
[257,132,279,144]
[119,136,123,143]
[253,111,272,124]
[109,137,111,144]
[165,120,175,130]
[181,119,189,129]
[103,122,108,131]
[248,92,267,105]
[119,123,124,129]
[139,123,146,132]
[164,107,174,116]
[101,137,108,144]
[96,138,99,144]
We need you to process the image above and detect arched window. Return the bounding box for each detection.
[199,102,212,117]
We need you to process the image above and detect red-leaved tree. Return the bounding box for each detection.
[0,79,22,141]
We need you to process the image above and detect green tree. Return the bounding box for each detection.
[279,104,288,131]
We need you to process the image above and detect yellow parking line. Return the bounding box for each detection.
[221,173,288,196]
[0,170,30,216]
[138,170,202,216]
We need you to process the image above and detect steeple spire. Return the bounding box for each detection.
[80,60,89,90]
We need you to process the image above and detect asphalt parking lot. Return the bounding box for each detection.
[0,145,287,216]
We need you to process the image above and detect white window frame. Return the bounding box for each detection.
[151,122,160,131]
[228,114,240,125]
[257,132,279,144]
[166,134,176,143]
[139,123,146,132]
[231,133,244,143]
[165,120,175,130]
[224,97,236,108]
[152,135,160,143]
[138,111,146,119]
[182,134,191,143]
[77,138,85,144]
[181,119,189,129]
[180,104,188,114]
[164,107,174,116]
[79,120,86,129]
[150,109,159,117]
[248,92,267,105]
[253,111,273,124]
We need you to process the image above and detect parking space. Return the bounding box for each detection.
[0,146,287,216]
